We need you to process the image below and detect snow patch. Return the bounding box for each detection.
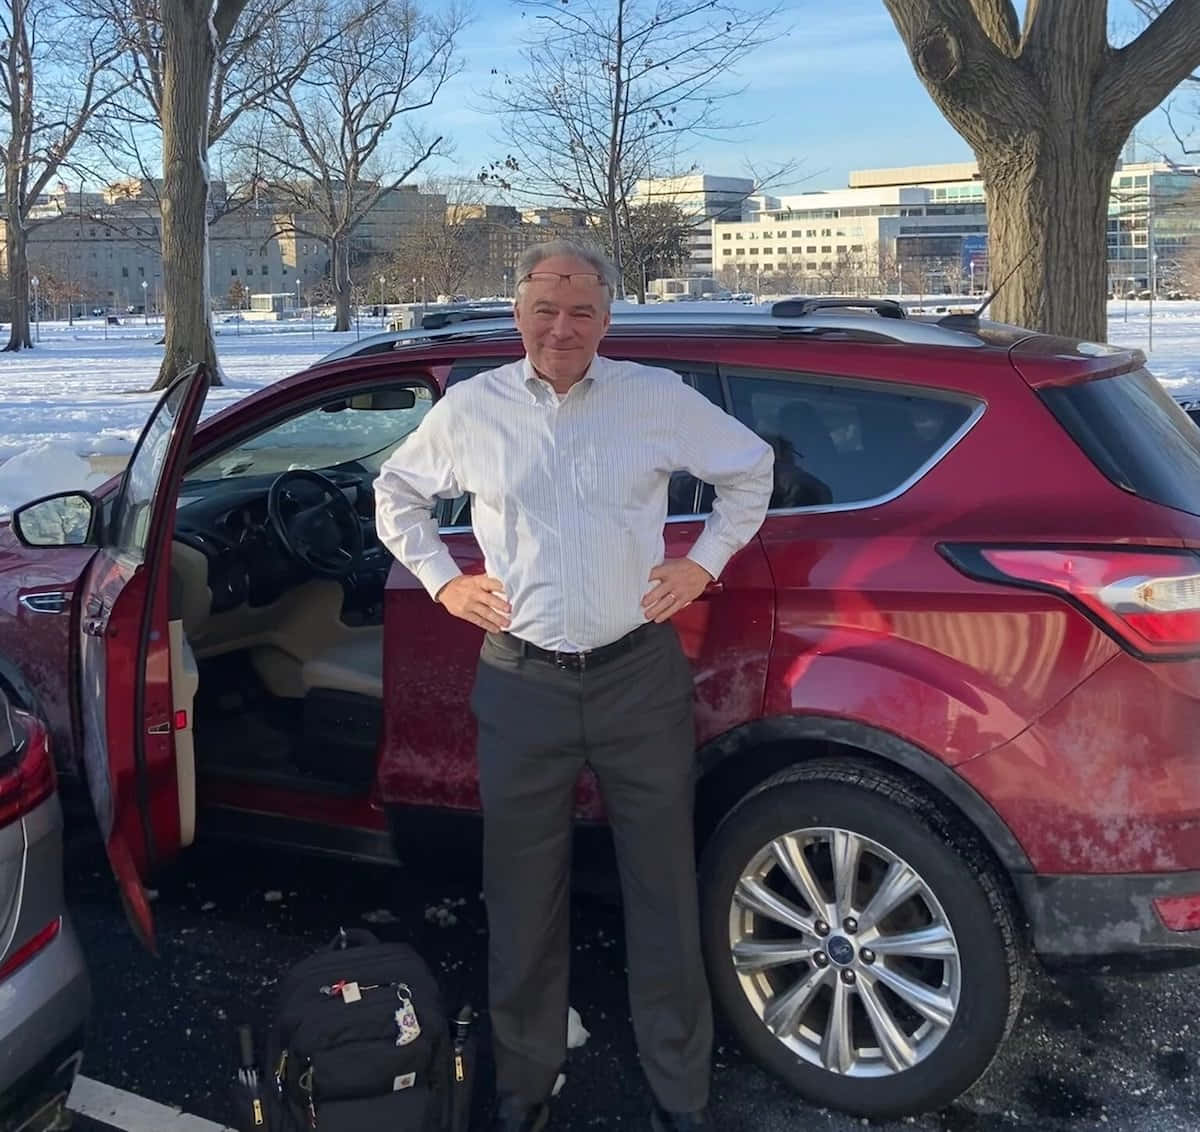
[362,908,400,924]
[567,1006,589,1048]
[0,441,110,515]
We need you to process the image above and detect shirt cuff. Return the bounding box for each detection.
[687,531,735,583]
[412,551,464,601]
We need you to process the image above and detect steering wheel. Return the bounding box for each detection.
[267,469,365,578]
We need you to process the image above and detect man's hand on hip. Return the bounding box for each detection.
[437,574,512,632]
[642,558,714,623]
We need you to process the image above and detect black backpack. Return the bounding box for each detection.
[237,929,473,1132]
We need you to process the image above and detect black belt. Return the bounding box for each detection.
[493,623,654,672]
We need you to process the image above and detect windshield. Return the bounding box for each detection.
[184,385,434,484]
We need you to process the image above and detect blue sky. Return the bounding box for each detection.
[427,0,1196,195]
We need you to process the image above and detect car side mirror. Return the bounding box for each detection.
[11,491,100,548]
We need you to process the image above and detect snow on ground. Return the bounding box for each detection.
[0,317,369,513]
[1,302,1199,515]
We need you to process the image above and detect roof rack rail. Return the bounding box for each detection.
[770,297,907,320]
[314,302,987,366]
[420,304,512,330]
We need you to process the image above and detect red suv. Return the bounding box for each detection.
[2,299,1199,1119]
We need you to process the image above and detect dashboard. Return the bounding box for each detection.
[174,464,392,615]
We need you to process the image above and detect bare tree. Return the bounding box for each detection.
[882,1,1200,340]
[483,0,783,295]
[1175,239,1200,295]
[622,200,691,300]
[245,0,464,332]
[151,0,253,386]
[386,177,495,300]
[97,0,351,388]
[0,0,127,350]
[1129,1,1200,155]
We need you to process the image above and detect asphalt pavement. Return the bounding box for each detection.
[62,819,1198,1132]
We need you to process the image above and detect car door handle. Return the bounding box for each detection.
[699,581,724,598]
[19,591,69,614]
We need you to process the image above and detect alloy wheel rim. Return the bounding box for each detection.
[729,826,961,1078]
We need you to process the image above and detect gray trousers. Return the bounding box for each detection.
[469,621,713,1112]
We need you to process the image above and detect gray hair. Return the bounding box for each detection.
[514,240,618,306]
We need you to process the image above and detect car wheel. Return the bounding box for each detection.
[700,759,1026,1119]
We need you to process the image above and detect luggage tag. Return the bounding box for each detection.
[394,984,421,1047]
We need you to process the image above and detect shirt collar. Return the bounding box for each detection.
[520,355,607,402]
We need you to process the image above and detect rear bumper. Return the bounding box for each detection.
[1016,869,1200,965]
[0,913,90,1126]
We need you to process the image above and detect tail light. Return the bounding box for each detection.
[940,545,1200,659]
[0,699,56,827]
[0,917,61,981]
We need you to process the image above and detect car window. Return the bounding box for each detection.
[436,359,724,529]
[1043,369,1200,518]
[439,358,516,528]
[447,358,514,388]
[725,369,977,510]
[662,367,723,517]
[184,386,435,484]
[111,377,193,556]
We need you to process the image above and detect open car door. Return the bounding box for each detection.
[77,365,210,951]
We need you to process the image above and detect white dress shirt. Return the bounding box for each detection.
[373,355,774,651]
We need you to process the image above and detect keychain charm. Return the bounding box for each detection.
[394,985,421,1046]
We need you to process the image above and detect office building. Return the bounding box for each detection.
[634,174,756,277]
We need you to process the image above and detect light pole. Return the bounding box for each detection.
[411,275,417,305]
[379,274,386,328]
[30,275,39,343]
[896,261,903,298]
[421,275,426,313]
[969,259,976,294]
[1149,251,1156,354]
[141,279,148,325]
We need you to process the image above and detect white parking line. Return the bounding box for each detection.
[67,1075,233,1132]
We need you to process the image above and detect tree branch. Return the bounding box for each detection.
[966,0,1019,56]
[881,0,1043,145]
[1093,0,1200,136]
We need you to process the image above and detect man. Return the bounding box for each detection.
[374,241,773,1131]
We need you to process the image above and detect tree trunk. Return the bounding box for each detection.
[4,217,31,351]
[331,237,352,332]
[981,136,1119,342]
[881,2,1200,342]
[152,0,221,391]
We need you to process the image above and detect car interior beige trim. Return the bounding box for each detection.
[167,619,198,848]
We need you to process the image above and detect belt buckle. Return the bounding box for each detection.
[555,650,586,671]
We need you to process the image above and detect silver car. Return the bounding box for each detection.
[0,687,89,1131]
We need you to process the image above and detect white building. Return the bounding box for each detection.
[711,164,989,295]
[634,173,755,277]
[709,160,1200,297]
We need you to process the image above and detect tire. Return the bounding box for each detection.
[699,759,1026,1119]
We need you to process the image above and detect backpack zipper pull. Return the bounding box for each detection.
[453,1005,473,1083]
[274,1049,288,1097]
[299,1063,317,1128]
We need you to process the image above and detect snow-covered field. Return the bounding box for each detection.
[0,301,1198,515]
